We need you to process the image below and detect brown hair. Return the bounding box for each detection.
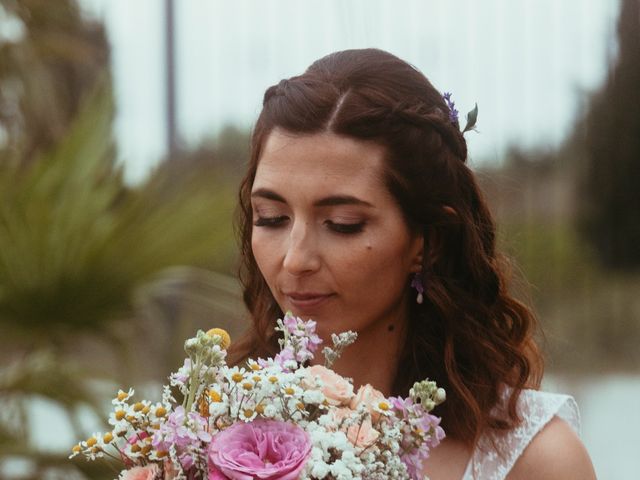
[230,48,543,446]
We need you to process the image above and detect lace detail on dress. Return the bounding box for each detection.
[461,389,580,480]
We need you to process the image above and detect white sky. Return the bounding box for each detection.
[80,0,619,184]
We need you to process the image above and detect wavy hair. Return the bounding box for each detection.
[230,48,543,446]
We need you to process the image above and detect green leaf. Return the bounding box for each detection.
[462,103,479,133]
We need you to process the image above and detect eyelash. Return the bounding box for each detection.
[253,216,365,235]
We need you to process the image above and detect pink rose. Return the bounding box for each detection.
[303,365,354,406]
[121,464,160,480]
[350,384,387,421]
[207,419,311,480]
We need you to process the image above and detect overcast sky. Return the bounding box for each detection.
[80,0,619,183]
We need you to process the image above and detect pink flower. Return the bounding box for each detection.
[303,365,354,406]
[120,464,160,480]
[350,384,387,421]
[207,419,311,480]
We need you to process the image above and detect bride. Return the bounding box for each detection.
[229,48,596,479]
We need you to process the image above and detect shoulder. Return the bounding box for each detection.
[507,416,596,480]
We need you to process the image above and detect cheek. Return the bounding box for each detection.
[251,230,278,282]
[337,235,413,296]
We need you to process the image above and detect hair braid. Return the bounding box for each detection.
[388,102,468,161]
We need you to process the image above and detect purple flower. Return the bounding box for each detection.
[282,312,299,335]
[419,413,446,448]
[152,406,211,469]
[303,321,323,350]
[442,92,459,124]
[390,397,445,478]
[170,358,192,386]
[390,395,414,417]
[409,275,424,295]
[273,346,296,371]
[272,315,324,369]
[207,419,311,480]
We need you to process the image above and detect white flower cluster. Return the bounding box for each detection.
[69,387,173,464]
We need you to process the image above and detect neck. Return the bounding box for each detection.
[312,303,409,397]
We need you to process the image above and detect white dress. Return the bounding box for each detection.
[460,389,581,480]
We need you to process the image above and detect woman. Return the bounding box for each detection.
[229,49,596,479]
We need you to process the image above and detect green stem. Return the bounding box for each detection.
[185,356,202,412]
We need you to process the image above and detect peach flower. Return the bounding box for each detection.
[350,384,386,422]
[345,416,379,448]
[121,464,160,480]
[303,365,354,406]
[328,407,379,448]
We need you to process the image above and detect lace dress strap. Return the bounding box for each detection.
[461,389,581,480]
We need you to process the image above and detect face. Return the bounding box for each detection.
[250,128,423,340]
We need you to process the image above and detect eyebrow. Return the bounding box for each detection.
[251,188,374,208]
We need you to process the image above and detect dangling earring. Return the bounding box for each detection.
[411,272,424,304]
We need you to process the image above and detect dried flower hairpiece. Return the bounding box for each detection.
[443,92,478,134]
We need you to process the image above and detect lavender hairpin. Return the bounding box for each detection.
[443,92,478,134]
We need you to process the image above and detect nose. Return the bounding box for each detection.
[282,220,321,276]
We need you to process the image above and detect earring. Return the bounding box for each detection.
[411,272,424,304]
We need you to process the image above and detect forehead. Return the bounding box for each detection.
[254,129,388,198]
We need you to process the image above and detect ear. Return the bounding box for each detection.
[424,228,443,267]
[443,205,457,217]
[410,206,457,272]
[409,232,425,273]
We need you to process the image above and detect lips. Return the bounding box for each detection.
[283,292,334,311]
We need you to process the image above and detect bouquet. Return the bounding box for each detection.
[71,313,446,479]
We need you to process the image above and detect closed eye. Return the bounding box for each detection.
[325,220,366,234]
[254,215,289,227]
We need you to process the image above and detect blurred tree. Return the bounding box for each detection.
[0,81,240,346]
[580,0,640,270]
[0,0,109,168]
[156,124,251,184]
[0,3,247,478]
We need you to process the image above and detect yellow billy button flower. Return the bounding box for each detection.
[103,432,114,443]
[208,390,222,402]
[206,328,231,350]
